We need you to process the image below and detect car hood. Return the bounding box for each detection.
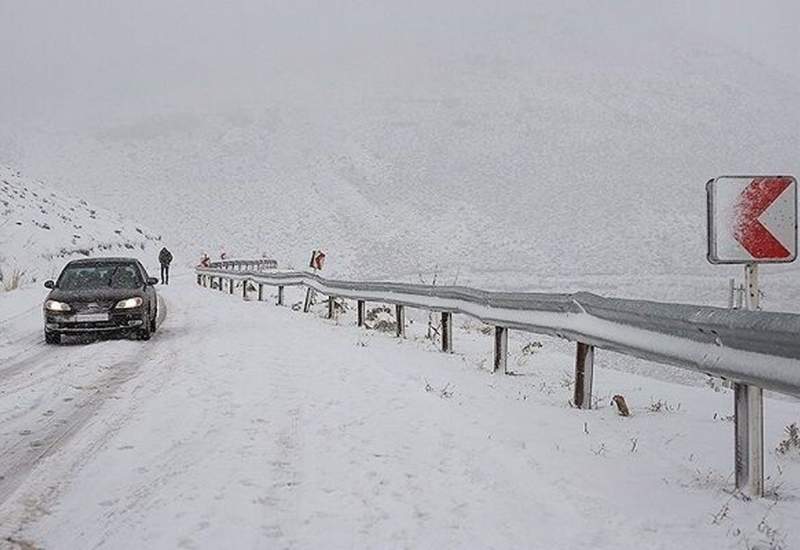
[47,287,146,303]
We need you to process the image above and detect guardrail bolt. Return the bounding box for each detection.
[395,305,406,338]
[493,326,508,374]
[441,312,453,353]
[574,342,594,409]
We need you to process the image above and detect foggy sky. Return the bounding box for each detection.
[1,1,797,129]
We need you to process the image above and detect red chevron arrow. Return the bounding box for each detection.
[734,177,792,259]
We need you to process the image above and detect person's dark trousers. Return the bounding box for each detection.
[161,265,169,285]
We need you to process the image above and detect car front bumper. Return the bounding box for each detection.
[45,310,144,333]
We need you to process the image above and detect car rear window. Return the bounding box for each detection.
[58,264,142,290]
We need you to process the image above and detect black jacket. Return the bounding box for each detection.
[159,248,173,266]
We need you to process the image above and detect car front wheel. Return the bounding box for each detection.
[150,303,158,333]
[45,331,61,345]
[138,311,152,341]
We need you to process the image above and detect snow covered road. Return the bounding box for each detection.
[1,276,799,549]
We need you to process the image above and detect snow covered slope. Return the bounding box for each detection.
[1,1,798,298]
[0,165,161,285]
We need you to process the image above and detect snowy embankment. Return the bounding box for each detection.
[1,274,798,549]
[0,164,161,287]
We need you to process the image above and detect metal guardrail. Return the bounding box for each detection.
[196,261,800,498]
[208,259,277,271]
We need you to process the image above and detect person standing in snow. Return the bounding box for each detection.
[159,247,173,285]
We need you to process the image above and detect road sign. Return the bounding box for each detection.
[309,250,326,271]
[707,176,797,264]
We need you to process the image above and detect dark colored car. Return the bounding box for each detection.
[43,257,159,344]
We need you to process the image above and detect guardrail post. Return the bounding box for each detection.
[257,283,264,301]
[395,305,406,338]
[493,326,508,374]
[197,274,202,285]
[573,342,594,409]
[242,279,249,300]
[277,286,284,306]
[229,278,234,295]
[357,300,366,327]
[441,312,453,353]
[734,383,764,498]
[328,296,336,319]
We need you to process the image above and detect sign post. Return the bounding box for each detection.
[303,250,327,313]
[706,175,797,498]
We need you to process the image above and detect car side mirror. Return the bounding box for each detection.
[146,277,159,286]
[44,280,55,289]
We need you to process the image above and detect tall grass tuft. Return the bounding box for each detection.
[1,268,24,292]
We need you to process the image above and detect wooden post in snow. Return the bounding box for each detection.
[493,326,508,374]
[395,305,406,338]
[441,312,453,353]
[574,342,594,409]
[357,300,366,327]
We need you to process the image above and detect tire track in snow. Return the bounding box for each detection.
[0,297,169,507]
[0,356,144,505]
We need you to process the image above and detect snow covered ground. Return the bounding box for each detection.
[1,272,798,549]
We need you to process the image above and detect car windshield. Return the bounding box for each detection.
[57,264,142,290]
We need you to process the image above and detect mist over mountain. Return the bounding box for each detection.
[1,1,798,289]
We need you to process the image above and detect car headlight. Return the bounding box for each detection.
[115,297,144,309]
[45,300,72,312]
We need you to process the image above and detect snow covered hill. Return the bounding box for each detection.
[0,1,798,301]
[0,165,161,286]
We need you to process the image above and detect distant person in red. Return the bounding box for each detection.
[159,247,173,285]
